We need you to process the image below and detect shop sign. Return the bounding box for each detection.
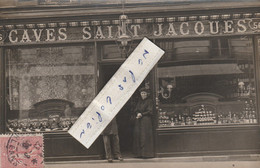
[2,18,260,44]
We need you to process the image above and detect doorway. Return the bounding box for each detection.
[99,64,135,157]
[99,63,155,158]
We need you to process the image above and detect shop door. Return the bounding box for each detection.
[99,64,135,157]
[99,64,156,158]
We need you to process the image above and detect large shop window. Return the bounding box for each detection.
[5,45,95,132]
[157,37,257,127]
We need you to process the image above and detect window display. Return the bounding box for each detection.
[156,37,258,128]
[5,45,96,132]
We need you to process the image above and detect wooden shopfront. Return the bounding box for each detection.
[1,2,260,161]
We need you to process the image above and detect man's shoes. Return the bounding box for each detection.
[107,158,113,163]
[115,157,124,161]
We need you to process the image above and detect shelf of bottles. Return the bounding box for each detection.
[6,116,78,133]
[158,99,258,128]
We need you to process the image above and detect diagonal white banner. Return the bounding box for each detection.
[68,37,164,149]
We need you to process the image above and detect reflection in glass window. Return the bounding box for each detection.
[6,45,95,132]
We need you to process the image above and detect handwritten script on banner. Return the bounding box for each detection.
[68,37,165,149]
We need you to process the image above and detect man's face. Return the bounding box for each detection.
[140,91,148,100]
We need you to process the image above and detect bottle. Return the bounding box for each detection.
[170,118,175,126]
[174,116,179,125]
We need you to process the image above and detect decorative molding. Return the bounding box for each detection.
[243,13,253,18]
[145,18,154,23]
[189,16,197,21]
[5,25,15,29]
[0,12,259,31]
[126,19,132,24]
[134,19,143,24]
[37,23,46,28]
[26,24,36,28]
[167,17,176,22]
[199,16,209,20]
[232,14,241,19]
[155,18,164,23]
[101,20,110,25]
[254,13,260,17]
[221,14,231,19]
[91,21,100,26]
[210,15,220,20]
[178,16,187,22]
[16,24,25,29]
[112,20,120,24]
[48,23,57,28]
[69,22,78,27]
[80,21,89,26]
[59,22,68,27]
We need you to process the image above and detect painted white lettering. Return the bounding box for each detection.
[32,29,43,42]
[9,30,18,43]
[117,26,123,36]
[154,24,163,36]
[94,26,105,39]
[107,26,113,38]
[82,27,92,40]
[20,29,31,42]
[194,21,205,35]
[46,29,55,41]
[209,21,219,34]
[224,20,234,33]
[180,22,189,35]
[237,19,247,33]
[131,25,141,37]
[58,28,67,40]
[166,23,177,36]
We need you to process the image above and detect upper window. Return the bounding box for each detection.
[102,41,139,60]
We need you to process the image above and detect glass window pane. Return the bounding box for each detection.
[6,45,95,132]
[157,37,257,127]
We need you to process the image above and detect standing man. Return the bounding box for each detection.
[102,117,123,163]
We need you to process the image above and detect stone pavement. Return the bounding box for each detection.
[45,154,260,168]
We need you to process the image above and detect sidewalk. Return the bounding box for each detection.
[45,154,260,168]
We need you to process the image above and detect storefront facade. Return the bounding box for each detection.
[0,0,260,161]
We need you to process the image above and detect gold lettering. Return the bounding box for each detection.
[117,26,123,36]
[194,21,205,35]
[237,19,247,33]
[58,28,67,40]
[209,21,219,34]
[166,23,177,36]
[94,26,105,39]
[46,29,55,41]
[224,20,234,33]
[9,30,18,43]
[82,27,92,40]
[180,22,189,35]
[32,29,43,42]
[107,26,113,38]
[131,25,141,37]
[154,24,163,36]
[20,29,31,42]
